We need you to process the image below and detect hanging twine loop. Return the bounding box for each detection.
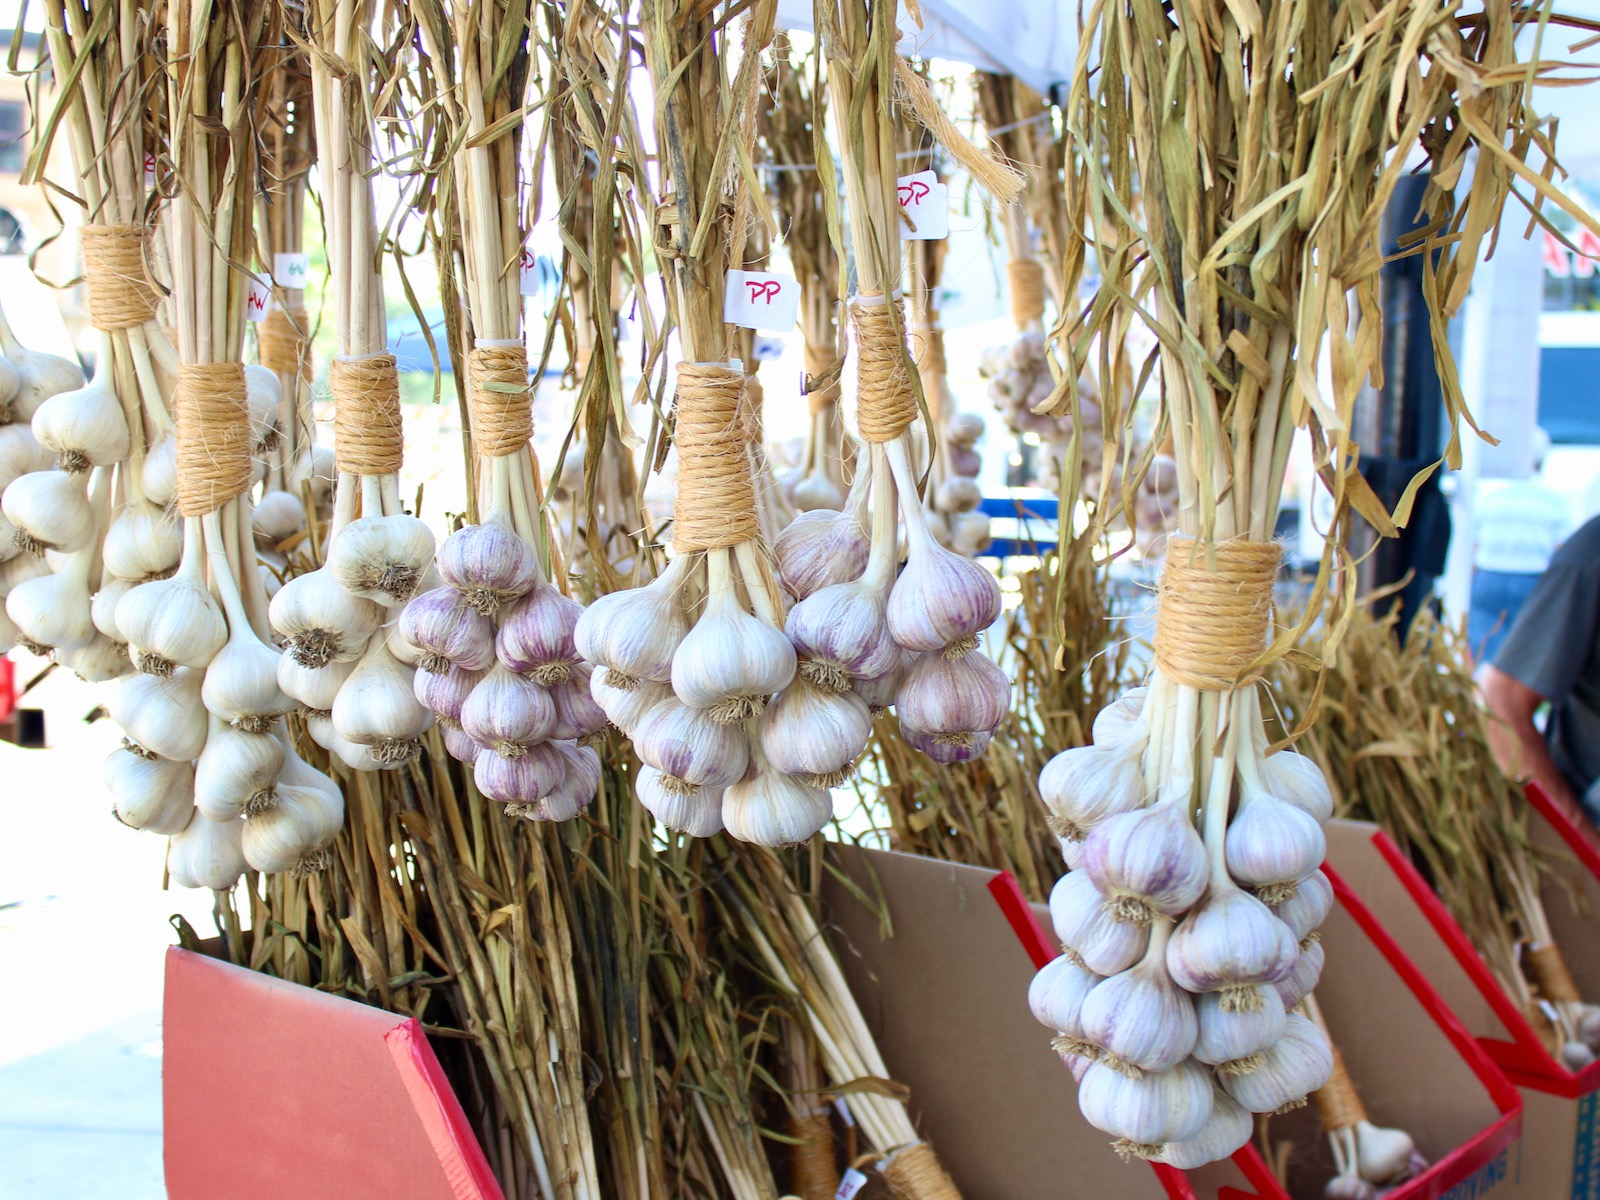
[788,1108,840,1200]
[803,343,843,415]
[468,344,533,458]
[1152,536,1282,690]
[175,362,252,516]
[883,1141,961,1200]
[852,295,918,444]
[672,361,759,553]
[80,223,158,331]
[259,304,312,384]
[330,353,403,476]
[1312,1048,1368,1132]
[1007,259,1046,328]
[1527,942,1583,1005]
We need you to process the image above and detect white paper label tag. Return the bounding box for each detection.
[273,253,309,289]
[752,335,785,361]
[723,270,800,331]
[143,152,156,190]
[519,248,540,296]
[835,1168,869,1200]
[246,272,272,322]
[897,169,949,241]
[832,1096,856,1127]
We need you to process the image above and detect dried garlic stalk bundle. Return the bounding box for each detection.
[1032,0,1600,1165]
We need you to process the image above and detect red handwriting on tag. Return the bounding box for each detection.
[897,179,931,206]
[724,270,800,331]
[745,279,782,305]
[519,248,540,296]
[246,273,272,322]
[896,169,948,241]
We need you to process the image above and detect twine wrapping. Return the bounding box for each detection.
[175,362,252,516]
[259,305,312,383]
[1527,942,1583,1005]
[80,224,158,331]
[852,297,918,444]
[468,344,533,458]
[1007,259,1046,328]
[883,1141,961,1200]
[788,1109,839,1200]
[672,361,759,552]
[803,343,843,414]
[1151,537,1282,690]
[1312,1048,1368,1132]
[330,353,403,476]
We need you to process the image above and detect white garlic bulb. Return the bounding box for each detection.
[101,498,182,583]
[885,487,1001,654]
[243,364,282,452]
[1272,936,1325,1011]
[458,664,556,755]
[773,506,870,601]
[0,552,48,598]
[671,553,796,722]
[497,583,585,683]
[1090,687,1148,747]
[759,678,872,787]
[1049,869,1150,976]
[1076,1057,1213,1154]
[1225,791,1327,901]
[399,585,496,675]
[1268,869,1334,941]
[167,811,247,890]
[3,468,94,556]
[1083,803,1210,926]
[474,740,566,804]
[1079,947,1199,1075]
[269,567,383,667]
[4,334,84,423]
[117,572,227,675]
[278,654,356,714]
[241,780,345,874]
[894,646,1010,742]
[105,747,195,834]
[1193,986,1288,1070]
[30,369,129,473]
[1356,1121,1417,1185]
[327,512,436,606]
[1219,1013,1332,1114]
[65,633,131,682]
[1028,953,1102,1038]
[6,546,95,653]
[1260,748,1335,824]
[591,666,671,735]
[634,696,749,789]
[0,423,54,493]
[574,555,691,686]
[1039,739,1147,842]
[1153,1088,1253,1169]
[194,721,286,820]
[637,765,724,837]
[142,436,178,508]
[252,491,305,547]
[330,634,433,764]
[437,519,538,613]
[111,667,208,761]
[722,766,832,846]
[1166,882,1298,1011]
[201,621,293,731]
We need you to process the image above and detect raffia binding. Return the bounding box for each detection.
[1151,536,1282,690]
[468,343,533,458]
[259,304,312,383]
[1312,1047,1367,1132]
[803,342,843,414]
[175,362,252,516]
[852,295,917,444]
[80,223,158,331]
[788,1108,839,1200]
[1007,259,1046,327]
[883,1140,961,1200]
[1527,941,1583,1005]
[671,361,759,552]
[330,353,403,476]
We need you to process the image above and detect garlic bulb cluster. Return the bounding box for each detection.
[1032,677,1335,1164]
[402,489,601,820]
[925,411,989,557]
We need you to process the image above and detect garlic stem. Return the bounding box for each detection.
[1163,683,1199,813]
[177,516,207,585]
[733,539,782,628]
[378,472,402,519]
[1200,692,1244,882]
[862,442,898,592]
[202,509,251,633]
[1142,671,1174,796]
[330,473,359,538]
[883,435,930,539]
[360,473,383,522]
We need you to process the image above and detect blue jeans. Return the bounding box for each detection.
[1468,569,1542,664]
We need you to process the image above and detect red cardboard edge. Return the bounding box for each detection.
[384,1020,507,1200]
[1525,779,1600,879]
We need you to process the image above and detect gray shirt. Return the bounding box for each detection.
[1493,513,1600,793]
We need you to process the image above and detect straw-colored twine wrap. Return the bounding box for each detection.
[330,353,404,476]
[788,1108,840,1200]
[259,305,312,383]
[883,1141,961,1200]
[175,362,252,517]
[80,224,158,331]
[1527,942,1584,1006]
[1006,259,1045,328]
[468,344,533,458]
[852,296,918,444]
[803,343,843,415]
[1312,1048,1368,1132]
[1151,537,1282,691]
[671,361,760,553]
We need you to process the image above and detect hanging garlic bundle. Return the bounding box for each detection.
[1026,0,1589,1166]
[806,3,1021,771]
[270,0,432,772]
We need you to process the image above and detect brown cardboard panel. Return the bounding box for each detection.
[821,845,1171,1200]
[1510,1085,1600,1200]
[1324,820,1511,1045]
[1528,815,1600,1002]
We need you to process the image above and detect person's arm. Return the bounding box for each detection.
[1480,663,1585,821]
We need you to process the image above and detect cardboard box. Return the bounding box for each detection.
[823,845,1519,1200]
[1325,815,1600,1200]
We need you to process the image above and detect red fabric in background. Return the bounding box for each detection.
[163,947,502,1200]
